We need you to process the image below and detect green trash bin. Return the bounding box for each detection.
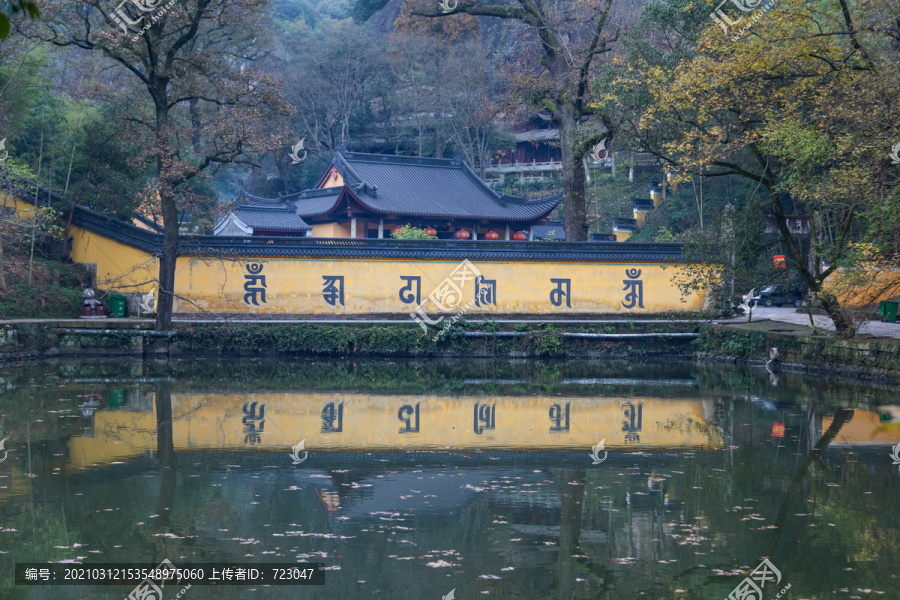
[109,294,127,318]
[108,389,125,408]
[879,300,898,323]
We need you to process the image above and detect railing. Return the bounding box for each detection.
[485,159,613,173]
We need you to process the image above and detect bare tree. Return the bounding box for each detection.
[284,20,385,157]
[28,0,290,329]
[416,0,627,240]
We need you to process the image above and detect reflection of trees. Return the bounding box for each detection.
[155,382,176,532]
[554,468,586,600]
[769,407,854,544]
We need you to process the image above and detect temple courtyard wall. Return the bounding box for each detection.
[66,210,706,315]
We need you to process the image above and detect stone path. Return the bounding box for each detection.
[718,307,900,340]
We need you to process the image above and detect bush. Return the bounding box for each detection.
[391,225,436,239]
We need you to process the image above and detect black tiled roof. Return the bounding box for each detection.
[290,187,345,218]
[10,175,687,262]
[233,208,311,231]
[633,199,654,211]
[272,150,562,222]
[68,205,688,262]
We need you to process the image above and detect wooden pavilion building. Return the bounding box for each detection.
[216,149,562,240]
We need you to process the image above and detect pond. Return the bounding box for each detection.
[0,357,898,599]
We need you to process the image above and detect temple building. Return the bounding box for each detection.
[216,149,562,240]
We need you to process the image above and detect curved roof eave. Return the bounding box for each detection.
[344,190,562,223]
[291,188,346,218]
[214,213,252,236]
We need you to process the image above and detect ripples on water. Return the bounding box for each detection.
[0,358,898,599]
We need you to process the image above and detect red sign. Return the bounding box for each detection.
[773,255,786,268]
[772,422,785,438]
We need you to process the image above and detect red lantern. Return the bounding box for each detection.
[484,230,500,240]
[512,231,527,241]
[424,227,437,237]
[773,254,786,269]
[454,229,471,240]
[772,421,785,438]
[391,225,403,235]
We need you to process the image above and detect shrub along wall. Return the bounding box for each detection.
[0,320,698,361]
[170,322,694,358]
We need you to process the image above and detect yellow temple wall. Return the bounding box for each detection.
[0,192,38,220]
[823,268,900,307]
[68,224,158,294]
[172,256,704,314]
[5,188,705,313]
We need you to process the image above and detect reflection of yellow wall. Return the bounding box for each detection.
[0,467,42,502]
[172,257,704,314]
[69,225,157,294]
[67,408,157,469]
[64,393,720,469]
[311,222,351,238]
[824,409,900,445]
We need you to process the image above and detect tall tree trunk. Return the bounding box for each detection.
[558,114,588,241]
[155,99,179,331]
[768,186,854,337]
[0,231,6,291]
[817,289,855,337]
[157,189,179,330]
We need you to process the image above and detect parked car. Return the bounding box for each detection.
[751,285,805,308]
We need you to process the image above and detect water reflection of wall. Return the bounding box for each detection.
[824,409,900,445]
[65,393,721,468]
